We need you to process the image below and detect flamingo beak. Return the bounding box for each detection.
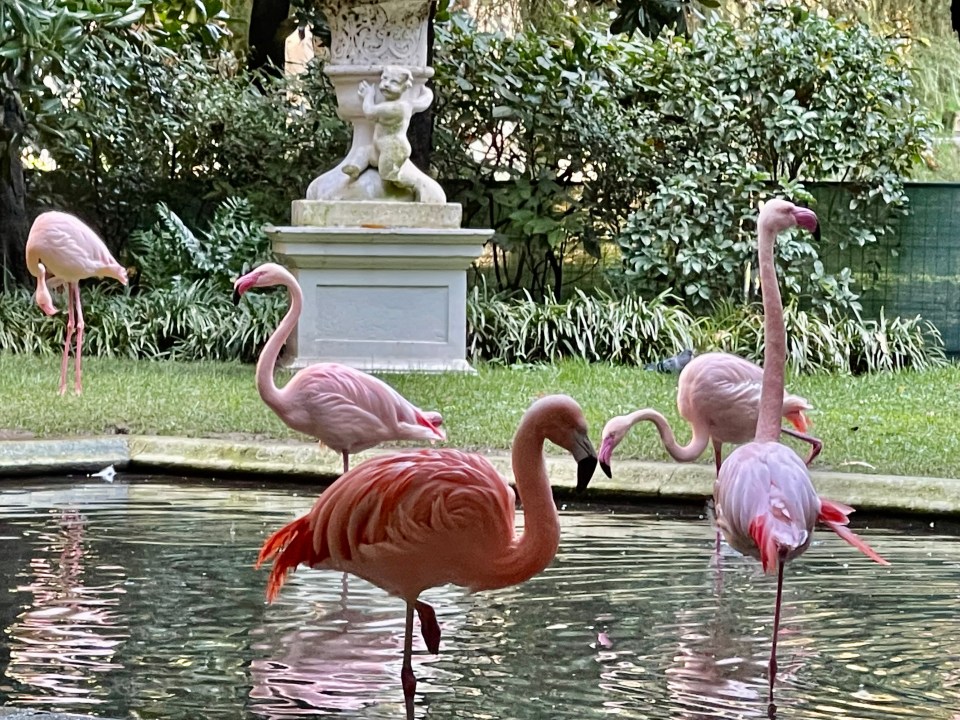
[793,207,820,241]
[572,432,598,493]
[598,436,614,478]
[577,456,598,493]
[232,274,259,305]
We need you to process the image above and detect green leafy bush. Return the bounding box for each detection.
[612,1,935,313]
[466,283,696,365]
[29,41,346,246]
[128,197,271,291]
[433,14,652,300]
[0,199,283,362]
[466,291,946,373]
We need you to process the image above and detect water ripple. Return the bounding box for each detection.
[0,478,957,719]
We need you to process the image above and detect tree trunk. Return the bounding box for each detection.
[408,1,436,174]
[0,91,29,289]
[248,0,292,74]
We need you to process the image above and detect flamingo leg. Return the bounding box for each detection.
[710,445,724,557]
[768,550,787,712]
[415,600,441,654]
[342,451,350,474]
[59,284,76,396]
[781,428,822,467]
[72,283,85,394]
[401,602,417,720]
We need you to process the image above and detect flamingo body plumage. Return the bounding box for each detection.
[234,263,445,473]
[24,211,128,395]
[712,199,888,709]
[257,394,599,719]
[599,351,821,476]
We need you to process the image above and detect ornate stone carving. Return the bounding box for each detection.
[320,0,431,67]
[306,0,444,204]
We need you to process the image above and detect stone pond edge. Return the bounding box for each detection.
[0,435,958,516]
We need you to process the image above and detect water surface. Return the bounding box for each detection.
[0,476,956,719]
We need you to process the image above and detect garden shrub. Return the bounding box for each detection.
[28,41,346,249]
[433,14,653,300]
[613,1,935,313]
[466,290,946,373]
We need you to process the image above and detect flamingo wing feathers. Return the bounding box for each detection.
[257,449,515,601]
[27,212,126,282]
[284,364,445,449]
[715,442,820,572]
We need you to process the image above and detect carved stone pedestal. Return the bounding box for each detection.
[268,201,491,372]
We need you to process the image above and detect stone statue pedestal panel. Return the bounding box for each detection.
[267,201,491,372]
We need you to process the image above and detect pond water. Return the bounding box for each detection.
[0,475,957,720]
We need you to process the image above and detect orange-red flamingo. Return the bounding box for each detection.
[256,394,598,720]
[233,262,445,474]
[712,199,888,711]
[598,351,822,478]
[25,211,128,395]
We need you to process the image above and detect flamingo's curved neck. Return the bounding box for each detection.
[256,275,302,411]
[484,418,560,590]
[756,220,785,443]
[625,409,709,463]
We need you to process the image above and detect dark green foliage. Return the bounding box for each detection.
[28,42,346,246]
[466,290,946,373]
[128,197,271,291]
[613,2,934,313]
[0,199,282,362]
[433,15,650,299]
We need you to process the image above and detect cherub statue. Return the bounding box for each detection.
[342,66,436,196]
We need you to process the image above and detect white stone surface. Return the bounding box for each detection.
[308,0,438,202]
[268,223,491,372]
[292,199,462,228]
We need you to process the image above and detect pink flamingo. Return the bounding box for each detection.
[713,199,888,710]
[598,351,822,478]
[233,262,445,473]
[25,211,128,395]
[256,394,598,720]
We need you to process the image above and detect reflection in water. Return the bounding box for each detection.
[0,479,958,719]
[6,506,128,706]
[248,571,467,718]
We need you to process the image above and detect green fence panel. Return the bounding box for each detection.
[813,182,960,354]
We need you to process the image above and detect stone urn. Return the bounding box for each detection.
[306,0,443,203]
[269,0,491,372]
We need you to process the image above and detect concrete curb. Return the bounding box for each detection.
[0,435,958,515]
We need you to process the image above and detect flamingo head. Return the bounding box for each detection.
[597,416,629,479]
[758,199,820,241]
[527,395,599,493]
[233,262,293,305]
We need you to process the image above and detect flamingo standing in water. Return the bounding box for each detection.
[712,199,888,711]
[257,394,599,719]
[233,262,445,473]
[25,211,128,395]
[598,351,822,477]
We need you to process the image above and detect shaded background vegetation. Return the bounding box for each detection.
[1,0,958,373]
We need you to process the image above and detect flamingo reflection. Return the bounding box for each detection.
[6,508,128,706]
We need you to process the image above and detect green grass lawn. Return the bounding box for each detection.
[2,352,959,479]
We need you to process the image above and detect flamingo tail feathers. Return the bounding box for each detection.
[748,515,781,575]
[256,515,316,602]
[818,498,890,566]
